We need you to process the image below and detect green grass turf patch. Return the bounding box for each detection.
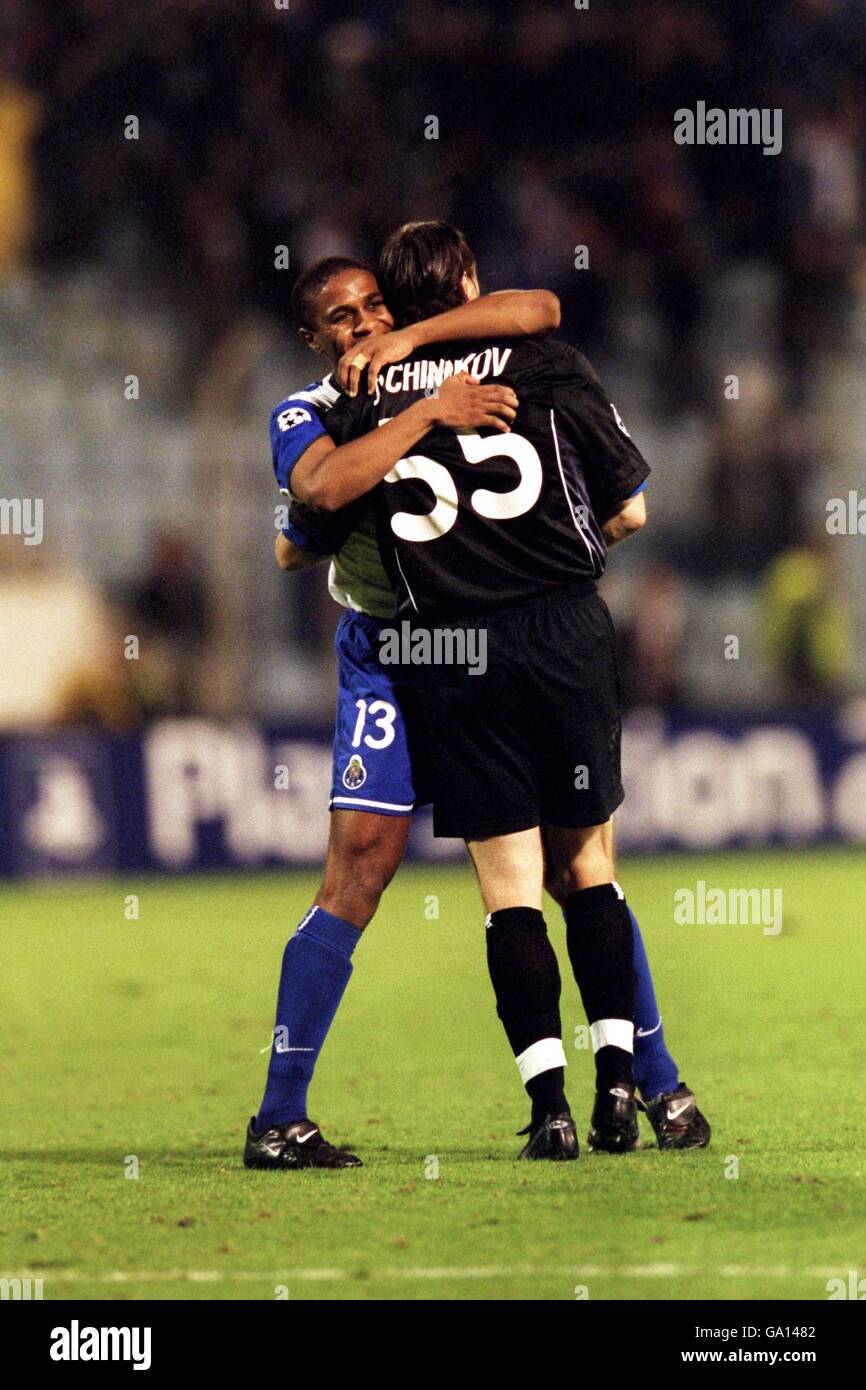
[1,849,864,1301]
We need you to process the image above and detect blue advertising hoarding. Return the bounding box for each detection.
[1,708,865,878]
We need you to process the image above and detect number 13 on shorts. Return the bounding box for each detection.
[351,698,397,750]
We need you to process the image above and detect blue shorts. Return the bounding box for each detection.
[329,609,429,817]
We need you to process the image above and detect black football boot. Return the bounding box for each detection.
[643,1084,711,1151]
[587,1083,639,1153]
[243,1117,362,1170]
[516,1112,579,1161]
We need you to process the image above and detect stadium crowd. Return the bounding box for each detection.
[0,0,863,723]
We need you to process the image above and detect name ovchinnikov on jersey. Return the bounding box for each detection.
[375,346,513,398]
[326,336,650,618]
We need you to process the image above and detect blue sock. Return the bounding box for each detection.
[255,905,361,1131]
[630,907,679,1102]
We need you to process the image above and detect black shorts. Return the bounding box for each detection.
[413,583,625,840]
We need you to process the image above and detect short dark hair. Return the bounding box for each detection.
[378,221,477,326]
[290,256,373,331]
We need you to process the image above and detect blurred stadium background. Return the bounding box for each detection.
[0,0,864,868]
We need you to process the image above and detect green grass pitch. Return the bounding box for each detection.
[1,848,864,1302]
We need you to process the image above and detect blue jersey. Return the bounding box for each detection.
[269,375,422,815]
[270,375,397,614]
[270,374,362,554]
[270,375,341,497]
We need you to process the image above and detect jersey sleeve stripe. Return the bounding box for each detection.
[549,409,599,576]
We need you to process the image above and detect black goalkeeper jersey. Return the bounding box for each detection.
[324,336,650,618]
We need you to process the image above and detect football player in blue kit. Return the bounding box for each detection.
[246,261,547,1168]
[244,255,710,1169]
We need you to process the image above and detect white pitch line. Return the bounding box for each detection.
[9,1264,854,1284]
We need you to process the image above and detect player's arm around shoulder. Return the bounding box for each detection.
[413,287,561,341]
[337,291,560,397]
[290,376,518,512]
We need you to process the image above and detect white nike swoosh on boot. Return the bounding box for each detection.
[666,1099,692,1121]
[295,1128,319,1144]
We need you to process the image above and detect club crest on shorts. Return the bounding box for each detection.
[342,754,367,790]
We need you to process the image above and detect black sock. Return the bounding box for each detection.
[563,883,636,1090]
[526,1067,568,1124]
[486,907,569,1121]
